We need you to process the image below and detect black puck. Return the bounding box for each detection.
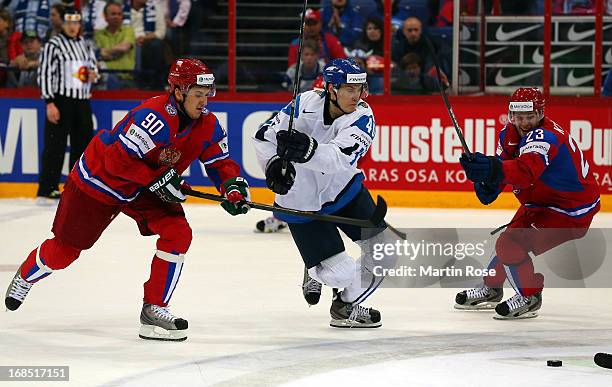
[547,360,562,367]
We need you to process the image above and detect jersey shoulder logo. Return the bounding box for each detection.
[165,103,177,116]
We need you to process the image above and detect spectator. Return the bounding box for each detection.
[7,0,50,39]
[348,16,384,94]
[161,0,191,57]
[392,52,437,95]
[434,0,477,27]
[130,0,168,89]
[82,0,110,38]
[392,16,449,76]
[37,7,97,203]
[7,30,41,87]
[603,70,612,97]
[1,7,21,86]
[46,3,64,40]
[288,8,345,67]
[283,38,326,93]
[553,0,597,14]
[95,0,136,89]
[351,16,383,56]
[322,0,363,48]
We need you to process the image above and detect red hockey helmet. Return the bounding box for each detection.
[508,87,545,113]
[168,58,216,96]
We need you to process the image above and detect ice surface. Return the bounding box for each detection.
[1,199,611,386]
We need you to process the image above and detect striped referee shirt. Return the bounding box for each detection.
[38,32,98,101]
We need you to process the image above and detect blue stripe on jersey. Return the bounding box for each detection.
[132,108,171,145]
[520,127,558,148]
[99,112,134,145]
[211,117,226,143]
[525,197,600,218]
[350,115,375,139]
[538,143,584,192]
[118,133,144,159]
[274,173,365,223]
[280,95,301,119]
[76,156,140,202]
[206,166,223,190]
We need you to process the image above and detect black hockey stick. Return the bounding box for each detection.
[281,0,309,176]
[425,37,473,160]
[594,352,612,369]
[183,188,387,228]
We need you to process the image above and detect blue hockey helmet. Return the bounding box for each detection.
[322,58,368,98]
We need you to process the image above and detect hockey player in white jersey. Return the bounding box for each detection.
[253,58,396,328]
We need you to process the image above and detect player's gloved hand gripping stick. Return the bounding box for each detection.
[183,187,387,228]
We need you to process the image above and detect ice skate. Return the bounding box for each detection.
[139,304,188,341]
[302,267,322,306]
[454,286,503,310]
[494,292,542,320]
[5,268,33,311]
[36,190,60,206]
[255,216,287,233]
[329,290,381,328]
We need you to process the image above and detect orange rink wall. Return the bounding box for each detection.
[0,90,610,211]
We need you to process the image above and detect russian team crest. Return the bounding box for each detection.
[159,147,182,166]
[165,103,177,116]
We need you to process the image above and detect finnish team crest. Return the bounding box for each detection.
[165,103,177,116]
[159,147,182,166]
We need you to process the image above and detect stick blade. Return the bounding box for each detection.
[369,195,387,227]
[594,352,612,369]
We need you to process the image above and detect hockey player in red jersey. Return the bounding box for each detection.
[4,58,251,341]
[454,87,600,319]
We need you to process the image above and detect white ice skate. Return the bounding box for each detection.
[139,304,188,341]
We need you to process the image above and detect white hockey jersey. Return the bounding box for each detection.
[253,90,376,221]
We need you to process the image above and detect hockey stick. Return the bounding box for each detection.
[281,0,309,175]
[387,223,407,239]
[183,188,387,228]
[594,352,612,369]
[425,37,473,160]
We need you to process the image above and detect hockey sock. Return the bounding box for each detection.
[143,250,185,306]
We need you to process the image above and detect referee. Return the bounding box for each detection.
[37,7,97,204]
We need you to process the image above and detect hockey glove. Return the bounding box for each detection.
[147,168,186,203]
[265,155,296,195]
[474,182,501,205]
[221,177,251,216]
[460,152,503,185]
[276,130,318,163]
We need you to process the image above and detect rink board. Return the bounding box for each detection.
[0,94,610,210]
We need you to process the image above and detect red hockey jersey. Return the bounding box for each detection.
[497,117,600,218]
[71,93,240,205]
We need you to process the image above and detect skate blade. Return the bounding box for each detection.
[329,319,382,328]
[139,324,187,341]
[36,197,59,206]
[493,311,539,320]
[454,302,498,311]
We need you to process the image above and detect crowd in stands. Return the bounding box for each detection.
[1,0,611,94]
[0,0,195,90]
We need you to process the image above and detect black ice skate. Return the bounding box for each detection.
[494,292,542,320]
[5,268,33,311]
[255,216,287,233]
[330,290,381,328]
[455,286,503,310]
[139,304,188,341]
[302,267,322,306]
